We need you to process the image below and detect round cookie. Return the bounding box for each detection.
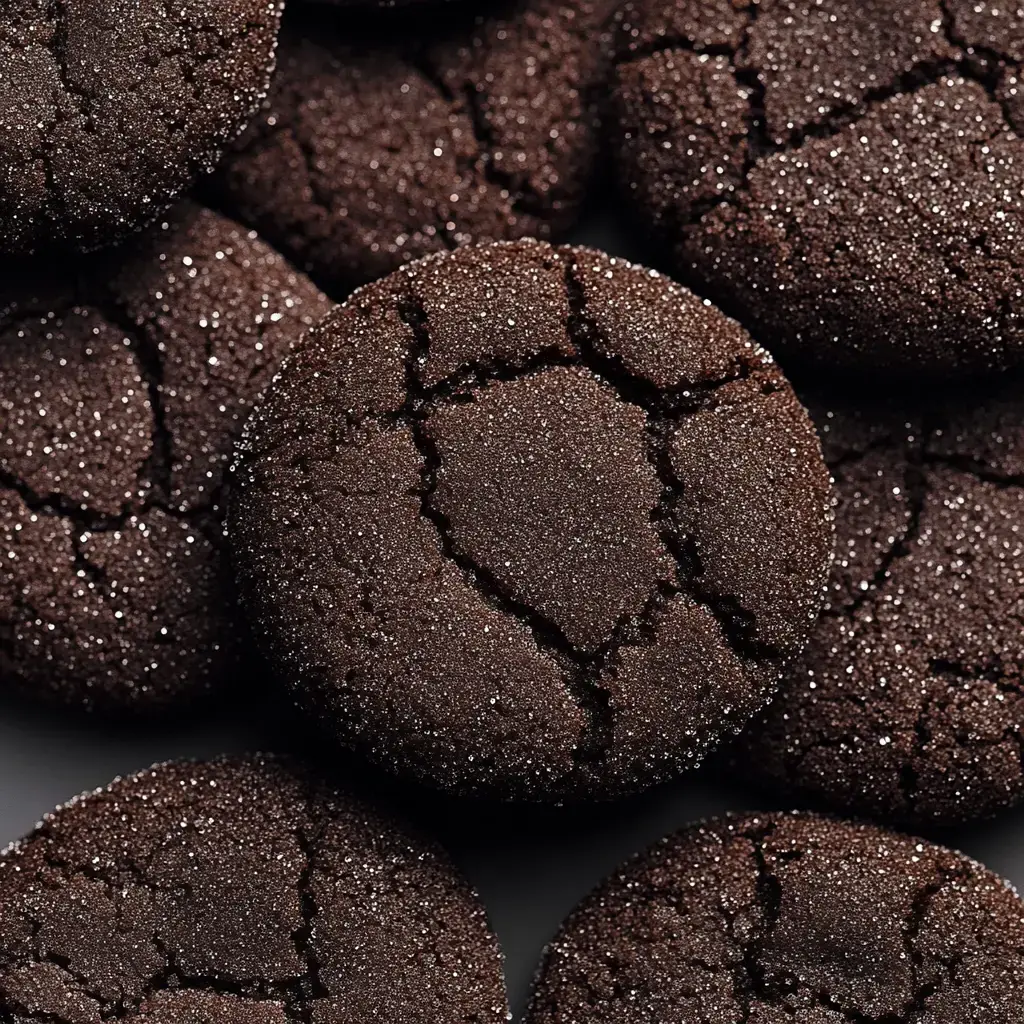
[0,204,330,712]
[0,0,283,255]
[0,755,508,1024]
[611,0,1024,375]
[210,0,615,295]
[229,240,833,801]
[527,811,1024,1023]
[738,384,1024,826]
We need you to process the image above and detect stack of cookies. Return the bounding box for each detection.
[1,0,1023,1021]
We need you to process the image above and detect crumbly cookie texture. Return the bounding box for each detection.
[527,812,1024,1023]
[612,0,1024,374]
[230,240,833,800]
[0,204,330,711]
[0,756,509,1024]
[0,0,283,254]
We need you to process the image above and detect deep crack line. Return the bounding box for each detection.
[564,260,782,664]
[288,806,332,1021]
[825,452,931,622]
[96,300,175,507]
[404,50,547,222]
[0,466,130,532]
[394,288,618,764]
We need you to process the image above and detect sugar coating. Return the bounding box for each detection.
[611,0,1024,374]
[526,811,1024,1022]
[0,204,330,711]
[229,240,834,801]
[741,385,1024,826]
[210,0,615,295]
[0,755,508,1024]
[0,0,283,255]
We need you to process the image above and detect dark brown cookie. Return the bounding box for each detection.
[611,0,1024,375]
[527,811,1024,1023]
[0,204,331,712]
[738,385,1024,825]
[210,0,614,295]
[0,756,508,1024]
[0,0,283,256]
[229,241,833,801]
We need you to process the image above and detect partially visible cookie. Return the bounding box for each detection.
[0,204,330,711]
[527,812,1024,1023]
[739,385,1024,825]
[211,0,614,294]
[230,240,833,801]
[0,0,283,255]
[0,756,508,1024]
[611,0,1024,374]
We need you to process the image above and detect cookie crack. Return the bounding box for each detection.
[938,0,1022,125]
[394,288,617,763]
[929,655,1024,697]
[728,821,785,1022]
[93,301,174,508]
[3,825,333,1021]
[0,467,131,532]
[46,0,94,121]
[627,9,1018,238]
[825,455,930,621]
[564,261,784,665]
[889,865,972,1022]
[922,449,1024,489]
[408,52,549,223]
[287,802,332,1021]
[730,824,959,1024]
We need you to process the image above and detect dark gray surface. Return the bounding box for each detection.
[2,205,1024,1020]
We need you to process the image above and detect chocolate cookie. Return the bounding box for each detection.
[0,0,282,255]
[210,0,614,295]
[0,204,330,712]
[229,241,833,801]
[0,755,508,1024]
[611,0,1024,375]
[739,385,1024,825]
[527,812,1024,1022]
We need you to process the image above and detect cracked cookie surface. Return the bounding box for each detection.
[0,203,331,712]
[0,755,508,1024]
[526,811,1024,1023]
[229,241,833,801]
[611,0,1024,374]
[209,0,614,296]
[739,385,1024,826]
[0,0,283,255]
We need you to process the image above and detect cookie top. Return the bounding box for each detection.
[0,756,508,1024]
[527,811,1024,1023]
[230,241,833,801]
[611,0,1024,375]
[740,384,1024,825]
[0,0,283,255]
[0,204,330,711]
[210,0,614,295]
